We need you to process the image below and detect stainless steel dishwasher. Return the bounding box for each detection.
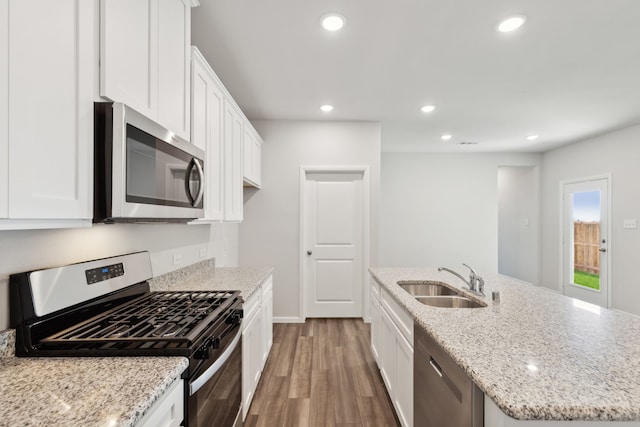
[414,324,484,426]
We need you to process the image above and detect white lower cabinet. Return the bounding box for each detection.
[242,274,273,420]
[136,378,184,427]
[371,279,414,427]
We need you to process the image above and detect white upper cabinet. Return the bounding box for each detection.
[224,102,244,222]
[190,47,224,221]
[100,0,194,141]
[100,0,155,120]
[0,0,95,229]
[242,126,262,188]
[190,46,261,224]
[157,0,191,140]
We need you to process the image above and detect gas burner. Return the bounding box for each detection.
[152,323,180,337]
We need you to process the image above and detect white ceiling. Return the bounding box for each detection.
[191,0,640,153]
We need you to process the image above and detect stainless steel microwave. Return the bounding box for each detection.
[94,102,205,223]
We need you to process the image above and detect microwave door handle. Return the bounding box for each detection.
[193,159,205,207]
[184,159,196,205]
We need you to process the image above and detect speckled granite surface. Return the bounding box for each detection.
[370,267,640,422]
[0,356,188,427]
[0,329,15,358]
[150,260,273,300]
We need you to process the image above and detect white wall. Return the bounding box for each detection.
[0,222,238,330]
[380,153,542,274]
[238,120,381,321]
[541,124,640,315]
[498,166,540,284]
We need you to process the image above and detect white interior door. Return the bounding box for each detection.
[562,178,609,307]
[303,171,364,317]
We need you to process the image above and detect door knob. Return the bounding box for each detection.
[599,248,607,252]
[307,250,312,255]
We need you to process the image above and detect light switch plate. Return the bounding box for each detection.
[623,219,637,229]
[199,247,207,257]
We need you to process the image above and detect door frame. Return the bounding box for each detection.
[558,173,612,308]
[299,165,371,321]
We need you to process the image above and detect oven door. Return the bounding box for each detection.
[187,323,242,427]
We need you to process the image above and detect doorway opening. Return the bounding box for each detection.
[497,166,539,284]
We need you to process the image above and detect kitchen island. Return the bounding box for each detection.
[370,268,640,425]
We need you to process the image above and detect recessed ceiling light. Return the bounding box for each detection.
[421,105,436,113]
[321,13,346,31]
[496,15,527,33]
[320,104,334,112]
[441,134,452,141]
[526,134,539,141]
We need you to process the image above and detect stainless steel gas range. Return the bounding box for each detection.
[9,251,242,427]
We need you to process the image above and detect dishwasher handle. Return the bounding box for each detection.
[429,356,443,377]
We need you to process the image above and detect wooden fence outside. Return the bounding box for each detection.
[574,221,600,275]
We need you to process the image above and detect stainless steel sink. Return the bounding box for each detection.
[415,295,487,308]
[397,281,458,297]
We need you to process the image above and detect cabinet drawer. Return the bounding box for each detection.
[242,289,261,327]
[381,288,413,345]
[261,274,273,298]
[371,278,381,301]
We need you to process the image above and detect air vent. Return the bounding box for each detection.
[458,141,479,145]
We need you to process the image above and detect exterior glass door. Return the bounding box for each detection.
[562,178,609,307]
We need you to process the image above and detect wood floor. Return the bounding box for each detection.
[244,319,400,427]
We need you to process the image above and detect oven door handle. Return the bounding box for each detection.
[189,327,241,396]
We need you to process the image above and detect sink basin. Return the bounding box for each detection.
[416,295,487,308]
[397,281,457,297]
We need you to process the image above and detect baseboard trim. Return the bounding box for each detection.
[273,316,305,323]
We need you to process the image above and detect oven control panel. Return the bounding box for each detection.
[85,263,125,285]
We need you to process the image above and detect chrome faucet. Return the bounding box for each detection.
[438,263,485,296]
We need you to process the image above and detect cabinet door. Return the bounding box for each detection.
[379,308,396,395]
[224,103,244,222]
[100,0,156,119]
[370,293,382,363]
[242,128,262,188]
[243,128,253,183]
[251,137,262,187]
[395,331,414,427]
[191,54,209,152]
[157,0,190,141]
[191,51,224,221]
[0,0,8,218]
[242,309,260,420]
[7,0,93,219]
[261,279,273,368]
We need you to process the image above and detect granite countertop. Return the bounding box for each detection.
[149,260,274,300]
[370,267,640,422]
[0,262,272,426]
[0,355,188,427]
